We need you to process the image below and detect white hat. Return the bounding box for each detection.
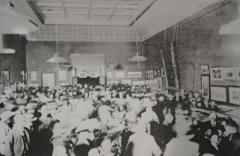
[0,111,15,122]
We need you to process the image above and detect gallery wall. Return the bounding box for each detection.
[26,41,144,85]
[0,34,27,83]
[145,0,240,91]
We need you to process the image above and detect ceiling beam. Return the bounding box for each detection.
[38,2,138,9]
[44,16,130,25]
[108,0,121,20]
[87,0,94,19]
[129,0,158,26]
[42,10,133,16]
[60,0,68,18]
[26,0,44,24]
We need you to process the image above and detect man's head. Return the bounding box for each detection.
[174,115,193,136]
[209,111,217,122]
[210,134,219,145]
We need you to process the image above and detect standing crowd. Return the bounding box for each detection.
[0,84,240,156]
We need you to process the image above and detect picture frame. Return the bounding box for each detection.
[210,86,227,102]
[210,67,223,81]
[127,72,141,78]
[201,76,210,99]
[200,65,209,75]
[235,67,240,80]
[145,71,149,79]
[2,69,10,83]
[223,67,235,80]
[229,86,240,105]
[0,83,3,94]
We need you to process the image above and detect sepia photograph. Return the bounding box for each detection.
[200,65,210,75]
[1,0,240,156]
[229,87,240,105]
[201,76,210,99]
[210,68,224,81]
[223,67,235,80]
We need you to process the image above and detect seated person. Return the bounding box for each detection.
[200,112,224,136]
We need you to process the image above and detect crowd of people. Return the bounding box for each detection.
[0,83,239,156]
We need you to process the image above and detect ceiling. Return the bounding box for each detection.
[0,0,40,34]
[0,0,229,40]
[31,0,154,26]
[136,0,225,39]
[28,0,226,39]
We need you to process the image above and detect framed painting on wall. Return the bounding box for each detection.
[235,67,240,80]
[201,76,210,99]
[2,69,10,83]
[210,67,223,81]
[200,65,209,75]
[223,67,235,80]
[127,72,141,78]
[210,86,227,102]
[229,87,240,105]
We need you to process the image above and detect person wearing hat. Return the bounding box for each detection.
[4,114,30,156]
[0,111,15,156]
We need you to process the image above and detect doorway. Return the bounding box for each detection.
[78,76,100,87]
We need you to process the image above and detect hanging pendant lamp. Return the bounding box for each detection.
[129,53,147,62]
[129,29,147,69]
[47,25,68,65]
[47,53,68,64]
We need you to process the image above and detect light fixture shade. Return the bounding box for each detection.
[219,18,240,35]
[129,54,147,62]
[0,48,15,54]
[47,55,68,64]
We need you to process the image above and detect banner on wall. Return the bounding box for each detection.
[76,67,101,78]
[89,71,99,78]
[127,72,141,78]
[77,71,87,78]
